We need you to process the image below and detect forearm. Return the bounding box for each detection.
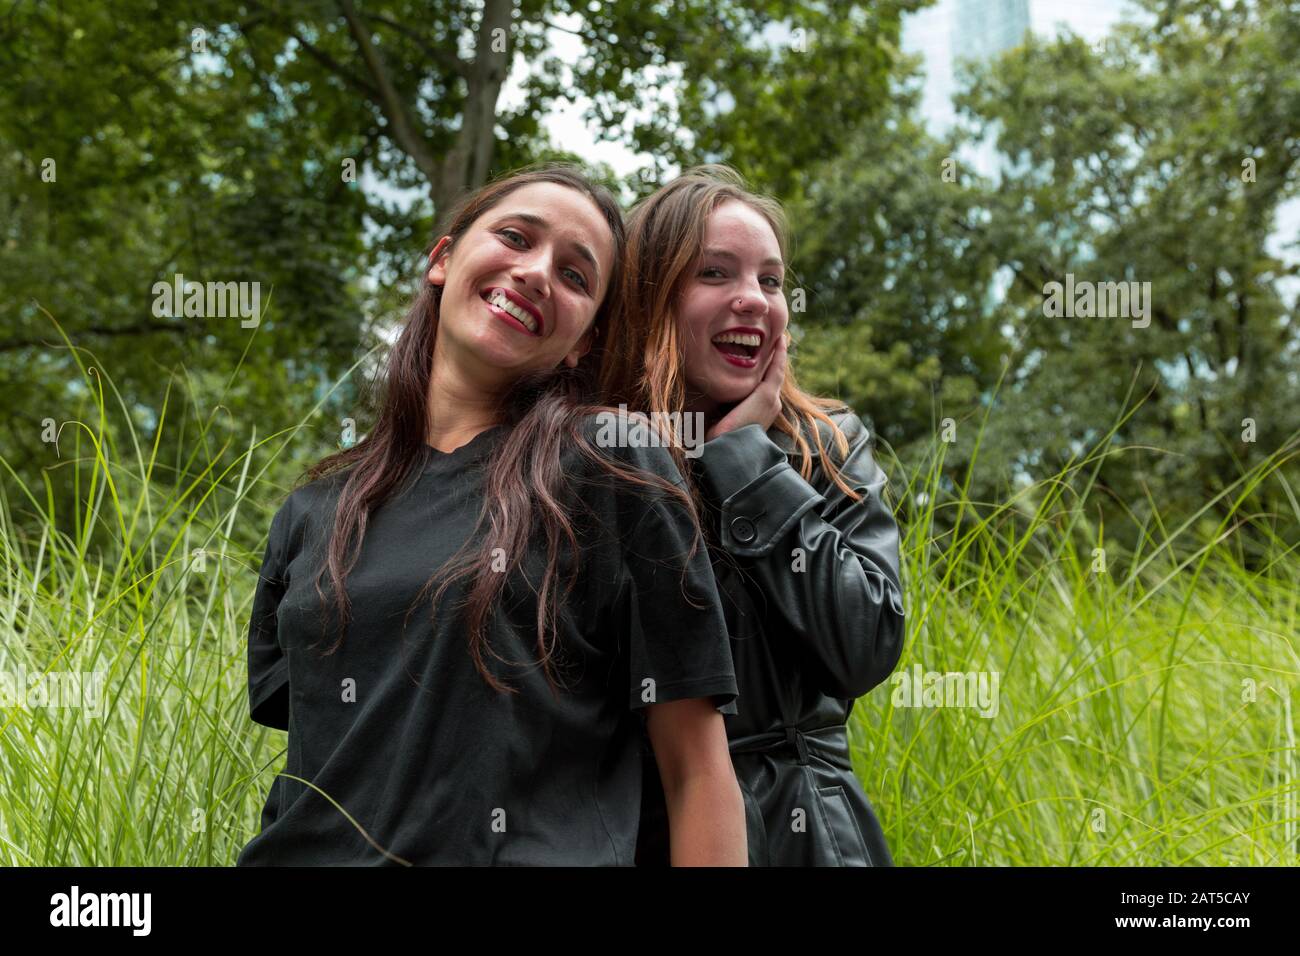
[664,770,747,866]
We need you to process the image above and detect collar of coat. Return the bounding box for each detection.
[768,405,858,458]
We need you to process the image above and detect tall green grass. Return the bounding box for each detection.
[851,401,1300,865]
[1,351,1296,865]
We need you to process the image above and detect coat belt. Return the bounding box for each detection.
[728,725,847,766]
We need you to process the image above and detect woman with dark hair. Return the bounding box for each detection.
[237,165,745,866]
[602,165,906,867]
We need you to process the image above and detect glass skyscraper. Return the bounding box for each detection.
[952,0,1030,64]
[902,0,1133,137]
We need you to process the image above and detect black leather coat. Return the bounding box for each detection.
[637,406,907,866]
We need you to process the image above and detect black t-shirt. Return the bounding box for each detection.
[236,414,737,865]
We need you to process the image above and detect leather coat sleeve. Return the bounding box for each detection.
[697,409,906,699]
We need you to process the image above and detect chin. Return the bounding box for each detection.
[453,328,530,372]
[719,374,761,398]
[706,386,753,408]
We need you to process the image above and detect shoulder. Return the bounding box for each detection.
[264,464,353,543]
[577,407,690,487]
[287,467,348,513]
[769,404,870,460]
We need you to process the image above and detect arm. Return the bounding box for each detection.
[248,498,293,730]
[597,412,745,865]
[645,697,747,866]
[698,410,906,699]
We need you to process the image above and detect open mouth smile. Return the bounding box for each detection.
[711,328,764,368]
[481,287,544,336]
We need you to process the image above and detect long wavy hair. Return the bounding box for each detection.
[297,164,704,695]
[599,164,863,504]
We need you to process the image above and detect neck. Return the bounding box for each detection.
[684,388,727,431]
[425,344,504,451]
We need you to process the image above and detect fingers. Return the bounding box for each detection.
[764,331,788,387]
[707,336,789,441]
[750,336,784,423]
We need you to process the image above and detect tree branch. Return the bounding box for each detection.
[436,0,514,207]
[359,11,464,78]
[0,320,195,353]
[240,0,383,104]
[288,26,382,103]
[336,0,441,187]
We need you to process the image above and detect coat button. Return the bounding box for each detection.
[730,516,757,543]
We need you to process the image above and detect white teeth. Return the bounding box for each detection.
[488,289,538,333]
[711,331,761,347]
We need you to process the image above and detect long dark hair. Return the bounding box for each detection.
[296,164,704,694]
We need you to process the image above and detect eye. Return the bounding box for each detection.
[498,228,527,247]
[563,266,590,291]
[762,275,783,288]
[699,266,725,279]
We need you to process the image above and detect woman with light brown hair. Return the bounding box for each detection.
[601,164,906,866]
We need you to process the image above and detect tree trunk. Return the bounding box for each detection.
[432,0,514,219]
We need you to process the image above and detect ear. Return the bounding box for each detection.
[426,235,452,286]
[562,323,598,369]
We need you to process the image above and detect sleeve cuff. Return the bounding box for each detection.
[629,674,739,712]
[700,425,826,558]
[699,424,787,501]
[249,658,289,730]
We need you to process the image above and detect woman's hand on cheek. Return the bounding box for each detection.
[705,333,788,441]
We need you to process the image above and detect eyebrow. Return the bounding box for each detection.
[495,212,602,287]
[702,247,785,269]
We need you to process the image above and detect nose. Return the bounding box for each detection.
[511,244,552,300]
[732,274,768,317]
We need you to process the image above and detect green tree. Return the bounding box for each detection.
[782,75,1009,471]
[950,0,1299,542]
[1,0,921,520]
[1,1,370,502]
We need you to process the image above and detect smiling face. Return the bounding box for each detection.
[428,181,616,385]
[676,200,789,415]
